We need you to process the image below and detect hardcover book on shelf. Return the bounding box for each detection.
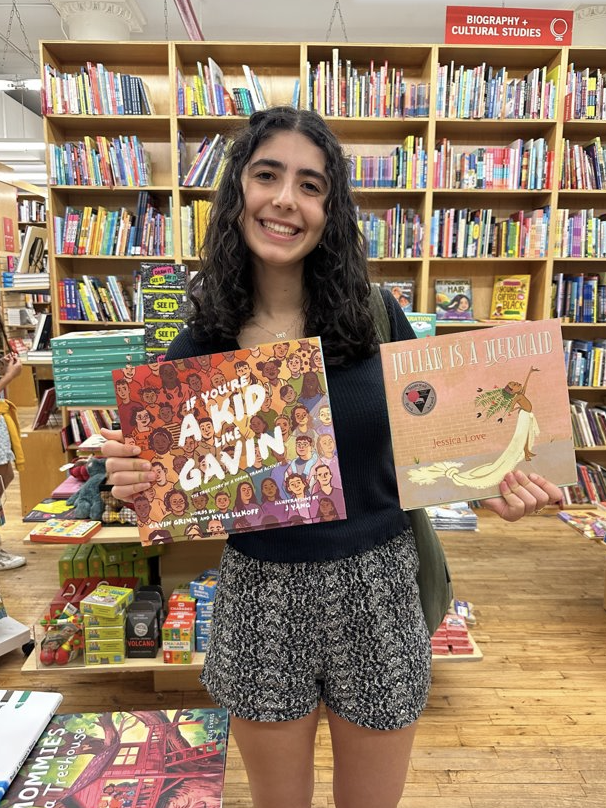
[380,319,577,509]
[489,274,531,320]
[406,312,437,337]
[0,689,63,800]
[381,280,415,312]
[0,707,229,808]
[435,278,474,320]
[111,336,346,545]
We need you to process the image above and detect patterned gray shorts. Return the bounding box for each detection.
[200,530,432,730]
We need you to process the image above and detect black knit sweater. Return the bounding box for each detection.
[165,291,416,562]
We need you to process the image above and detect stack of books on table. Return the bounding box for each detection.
[51,328,145,407]
[2,272,50,289]
[425,502,479,531]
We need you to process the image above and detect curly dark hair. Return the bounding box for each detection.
[187,106,377,364]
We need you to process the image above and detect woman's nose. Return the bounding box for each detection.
[272,181,296,209]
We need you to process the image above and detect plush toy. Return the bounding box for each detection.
[65,457,107,521]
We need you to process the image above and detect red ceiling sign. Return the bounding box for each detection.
[445,6,574,45]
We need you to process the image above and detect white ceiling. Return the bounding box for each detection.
[0,0,581,83]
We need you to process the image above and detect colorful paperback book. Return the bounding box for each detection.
[139,261,189,289]
[29,518,102,543]
[112,336,346,544]
[23,498,78,522]
[380,319,577,509]
[406,312,437,337]
[557,507,606,541]
[489,274,531,320]
[0,689,63,800]
[0,708,228,808]
[50,329,144,348]
[435,278,474,320]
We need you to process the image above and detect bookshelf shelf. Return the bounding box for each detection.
[45,114,172,138]
[57,319,144,326]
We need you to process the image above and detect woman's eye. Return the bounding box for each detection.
[302,182,321,194]
[255,171,274,181]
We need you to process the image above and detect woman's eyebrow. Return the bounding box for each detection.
[248,158,328,187]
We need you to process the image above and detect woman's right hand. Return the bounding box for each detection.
[100,428,156,503]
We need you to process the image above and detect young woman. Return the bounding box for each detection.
[0,351,25,570]
[102,107,561,808]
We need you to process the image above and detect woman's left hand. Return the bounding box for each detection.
[482,470,562,522]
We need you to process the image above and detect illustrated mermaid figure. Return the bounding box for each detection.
[408,366,541,490]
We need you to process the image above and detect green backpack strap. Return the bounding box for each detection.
[370,283,453,635]
[369,284,391,343]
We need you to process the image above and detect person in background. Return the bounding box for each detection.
[0,352,25,570]
[101,107,562,808]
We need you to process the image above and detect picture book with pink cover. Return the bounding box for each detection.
[111,336,345,544]
[380,318,577,509]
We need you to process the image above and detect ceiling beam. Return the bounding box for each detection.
[173,0,204,40]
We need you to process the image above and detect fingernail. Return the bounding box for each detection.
[529,473,538,482]
[140,461,151,470]
[147,472,156,481]
[131,446,141,454]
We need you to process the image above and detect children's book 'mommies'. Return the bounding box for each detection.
[380,319,577,509]
[112,336,346,544]
[0,707,229,808]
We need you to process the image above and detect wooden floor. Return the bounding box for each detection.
[1,469,606,807]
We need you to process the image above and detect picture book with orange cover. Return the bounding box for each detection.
[112,336,345,545]
[380,318,577,509]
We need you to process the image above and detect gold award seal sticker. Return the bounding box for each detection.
[401,381,437,416]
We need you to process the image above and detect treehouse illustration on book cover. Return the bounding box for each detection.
[380,319,577,509]
[112,336,346,545]
[0,707,229,808]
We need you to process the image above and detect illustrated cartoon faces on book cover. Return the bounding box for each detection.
[380,319,577,509]
[0,708,229,808]
[112,336,346,544]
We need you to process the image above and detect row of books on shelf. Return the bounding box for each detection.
[380,275,529,322]
[562,461,606,506]
[564,338,606,387]
[180,199,211,258]
[565,64,606,120]
[553,209,606,259]
[434,137,554,190]
[17,198,45,223]
[570,399,606,449]
[176,59,268,116]
[305,52,430,118]
[428,206,550,259]
[37,55,606,123]
[350,136,427,189]
[57,275,133,322]
[551,272,606,324]
[62,407,119,450]
[560,137,606,190]
[42,61,154,115]
[180,132,229,187]
[48,134,152,187]
[53,193,173,257]
[356,206,423,259]
[435,62,558,120]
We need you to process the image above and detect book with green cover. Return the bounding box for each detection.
[50,329,144,348]
[0,708,229,808]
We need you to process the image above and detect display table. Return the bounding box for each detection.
[21,526,482,689]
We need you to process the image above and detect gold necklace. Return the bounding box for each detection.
[251,314,301,341]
